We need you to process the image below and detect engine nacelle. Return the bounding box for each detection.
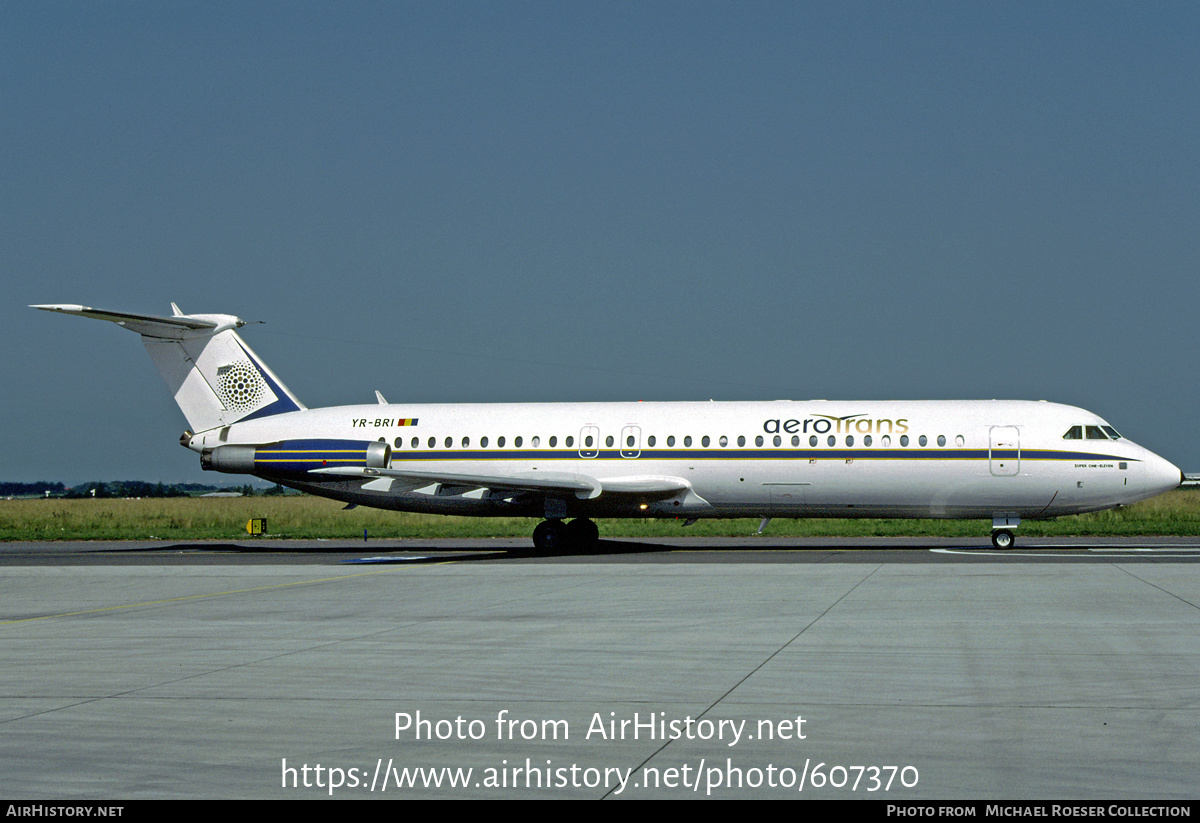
[202,439,391,475]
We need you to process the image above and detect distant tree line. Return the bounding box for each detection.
[0,482,66,497]
[2,481,292,498]
[64,481,192,499]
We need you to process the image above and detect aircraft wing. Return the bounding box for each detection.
[310,466,600,497]
[309,466,692,500]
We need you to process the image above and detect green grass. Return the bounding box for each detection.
[3,488,1199,541]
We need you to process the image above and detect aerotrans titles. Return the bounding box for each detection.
[763,413,909,436]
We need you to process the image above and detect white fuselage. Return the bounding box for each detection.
[189,399,1182,521]
[35,305,1183,548]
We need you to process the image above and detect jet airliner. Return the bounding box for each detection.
[33,304,1183,550]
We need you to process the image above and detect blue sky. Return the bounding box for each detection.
[3,2,1198,484]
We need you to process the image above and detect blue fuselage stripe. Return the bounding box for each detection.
[383,448,1132,463]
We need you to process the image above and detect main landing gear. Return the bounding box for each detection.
[991,529,1015,550]
[532,518,599,551]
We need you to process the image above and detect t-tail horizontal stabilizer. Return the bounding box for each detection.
[31,303,305,432]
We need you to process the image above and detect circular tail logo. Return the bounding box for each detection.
[216,361,268,414]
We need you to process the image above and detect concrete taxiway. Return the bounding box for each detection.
[1,537,1198,799]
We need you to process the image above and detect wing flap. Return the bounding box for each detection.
[595,475,692,497]
[309,467,694,501]
[310,466,602,498]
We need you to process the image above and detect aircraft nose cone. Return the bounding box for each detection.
[1145,453,1183,496]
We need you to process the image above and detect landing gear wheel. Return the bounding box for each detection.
[991,529,1015,550]
[566,518,599,546]
[532,520,569,551]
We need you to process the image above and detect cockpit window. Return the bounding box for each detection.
[1066,424,1120,440]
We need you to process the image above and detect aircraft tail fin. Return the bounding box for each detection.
[32,304,306,432]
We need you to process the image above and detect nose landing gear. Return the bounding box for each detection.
[991,515,1020,550]
[991,529,1015,550]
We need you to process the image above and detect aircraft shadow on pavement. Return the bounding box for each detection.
[342,538,677,564]
[102,539,675,563]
